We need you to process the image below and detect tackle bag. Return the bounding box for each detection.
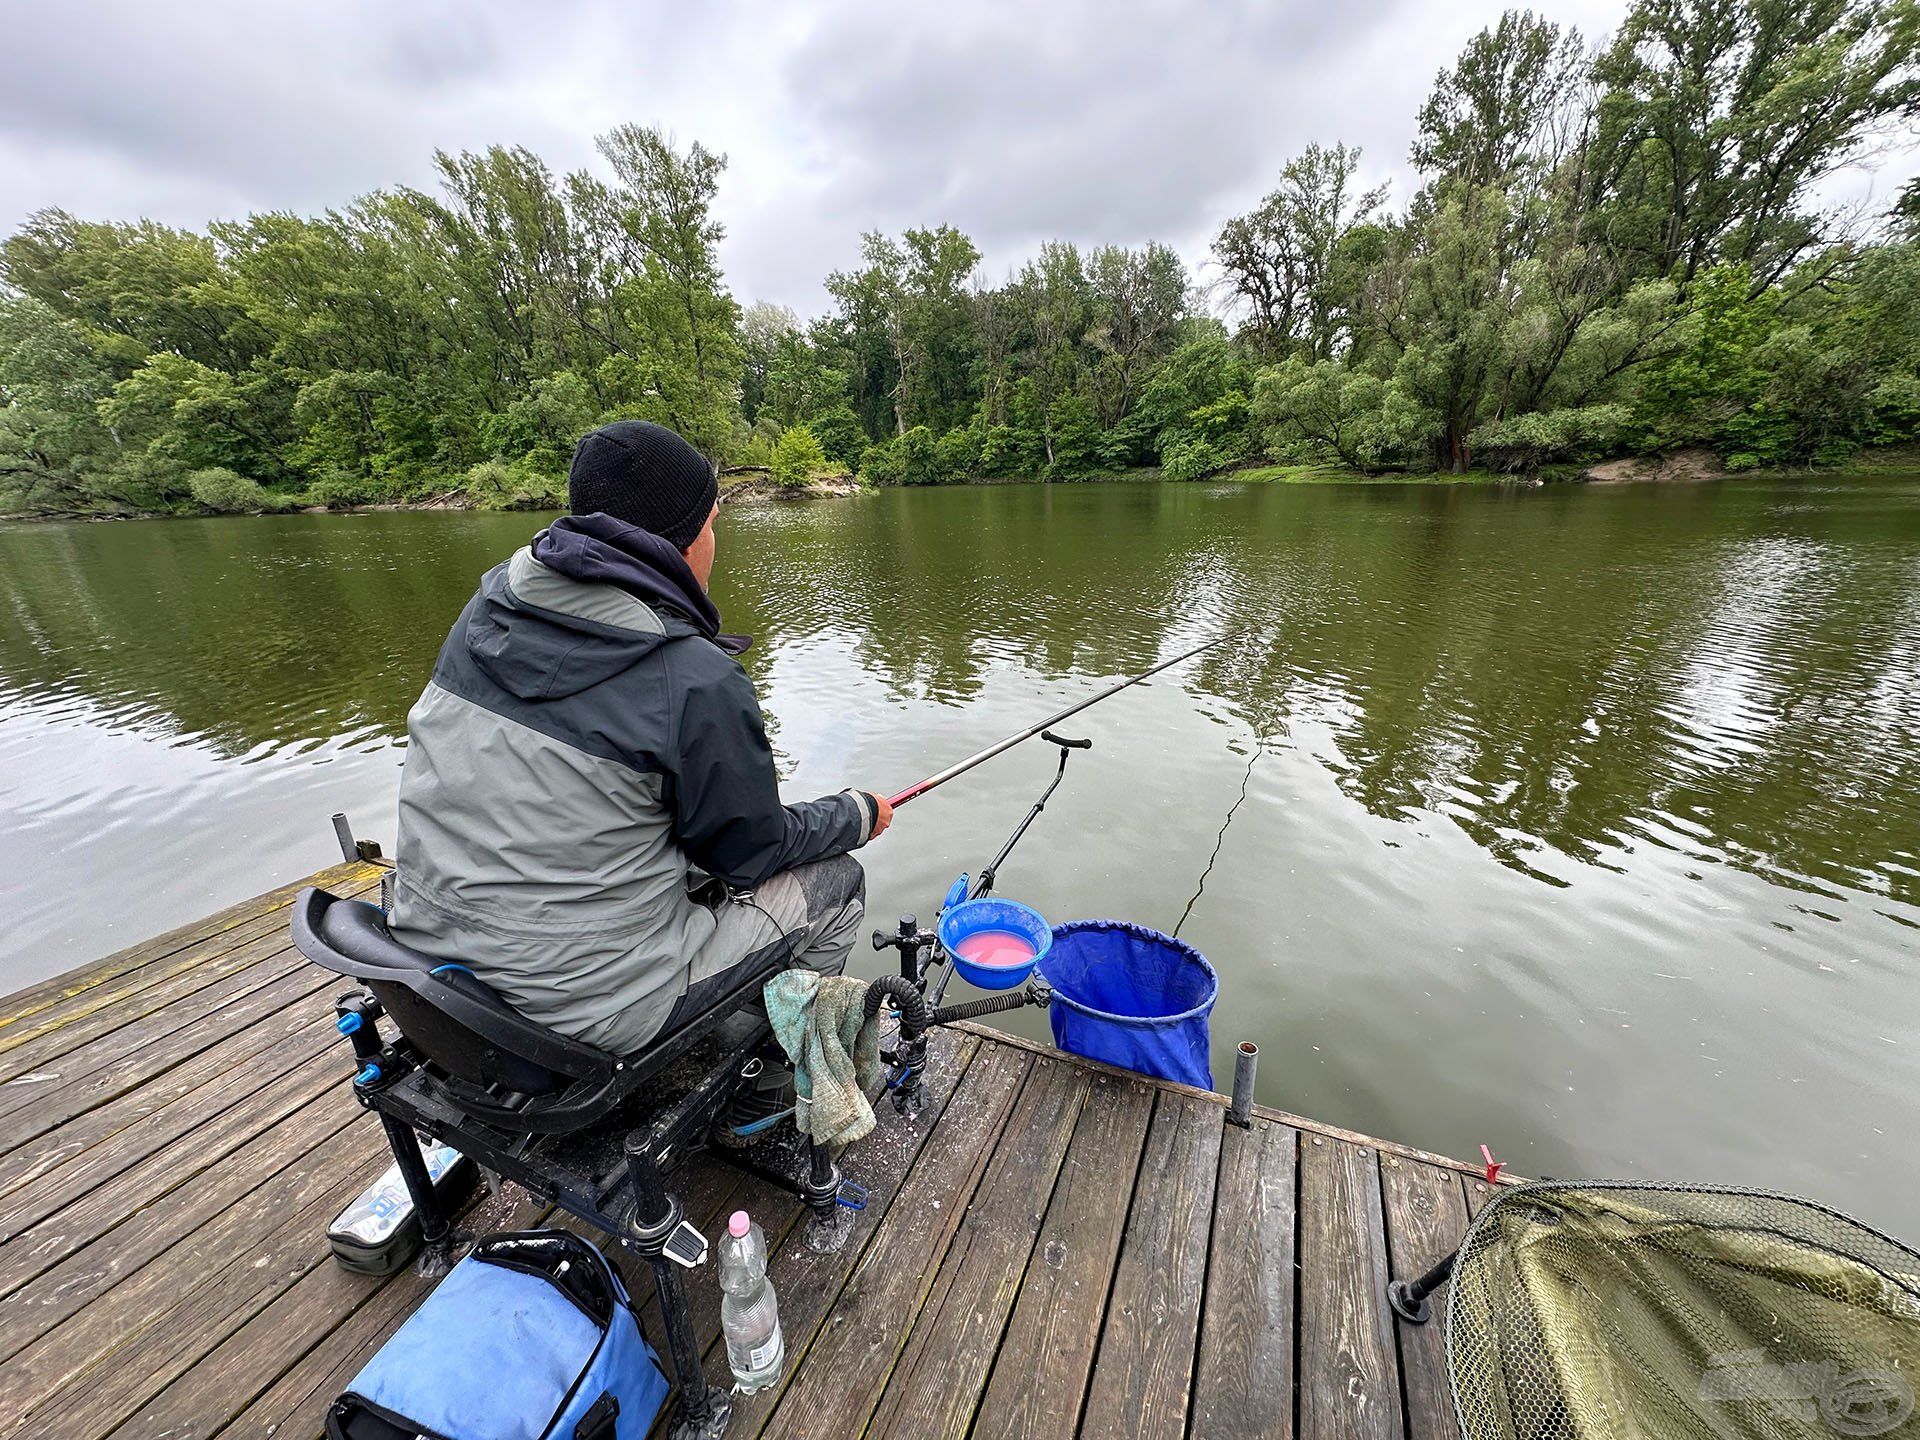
[326,1229,669,1440]
[326,1138,473,1276]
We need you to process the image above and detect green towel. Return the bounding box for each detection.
[763,971,883,1148]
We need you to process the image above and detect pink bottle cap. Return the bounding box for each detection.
[729,1210,751,1238]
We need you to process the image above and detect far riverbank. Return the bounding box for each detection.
[9,445,1920,525]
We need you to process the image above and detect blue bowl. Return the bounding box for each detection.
[938,898,1052,991]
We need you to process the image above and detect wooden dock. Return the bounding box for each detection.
[0,862,1505,1440]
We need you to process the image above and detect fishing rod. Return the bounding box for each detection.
[885,633,1232,809]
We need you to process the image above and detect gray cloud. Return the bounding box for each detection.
[5,0,1903,318]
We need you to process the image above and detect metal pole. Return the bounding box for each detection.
[624,1134,729,1438]
[1387,1248,1459,1325]
[886,635,1230,808]
[379,1114,453,1275]
[1228,1041,1258,1128]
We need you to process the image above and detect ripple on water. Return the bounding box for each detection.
[3,485,1920,1232]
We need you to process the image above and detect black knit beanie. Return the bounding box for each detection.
[567,421,718,551]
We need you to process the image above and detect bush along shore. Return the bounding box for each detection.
[7,1,1920,521]
[15,443,1920,524]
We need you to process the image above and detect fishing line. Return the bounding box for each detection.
[728,887,805,971]
[1172,743,1263,939]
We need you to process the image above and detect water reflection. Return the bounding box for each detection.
[3,480,1919,1229]
[4,485,1920,903]
[5,486,1919,904]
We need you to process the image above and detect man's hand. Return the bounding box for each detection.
[865,792,894,840]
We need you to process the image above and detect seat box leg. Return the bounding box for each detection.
[625,1133,731,1439]
[377,1113,457,1278]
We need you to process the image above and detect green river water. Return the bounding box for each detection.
[3,478,1917,1232]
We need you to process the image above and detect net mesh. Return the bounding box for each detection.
[1445,1182,1920,1440]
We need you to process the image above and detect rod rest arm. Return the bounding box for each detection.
[928,978,1050,1027]
[862,974,930,1037]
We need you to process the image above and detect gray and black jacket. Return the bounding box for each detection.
[390,512,876,1051]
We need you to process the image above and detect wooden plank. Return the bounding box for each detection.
[0,870,379,1077]
[1463,1174,1499,1218]
[0,1016,341,1241]
[861,1058,1091,1440]
[0,964,335,1153]
[629,1036,998,1390]
[0,1087,362,1371]
[0,1115,378,1430]
[1298,1137,1402,1440]
[1078,1089,1224,1440]
[750,1043,1029,1440]
[655,1029,988,1440]
[233,1036,987,1440]
[1190,1117,1297,1440]
[0,1005,339,1206]
[1382,1154,1472,1440]
[0,932,320,1111]
[0,1042,347,1289]
[970,1070,1156,1440]
[955,1020,1495,1179]
[0,869,1539,1440]
[207,1267,450,1440]
[16,1147,388,1440]
[0,861,380,1036]
[636,1165,799,1380]
[556,1141,761,1358]
[92,1178,552,1440]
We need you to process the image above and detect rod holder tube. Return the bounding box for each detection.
[1387,1247,1459,1325]
[1228,1041,1258,1129]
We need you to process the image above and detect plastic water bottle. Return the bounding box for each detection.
[718,1209,784,1392]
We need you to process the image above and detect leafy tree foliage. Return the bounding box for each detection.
[770,424,829,488]
[1213,143,1387,362]
[5,0,1920,515]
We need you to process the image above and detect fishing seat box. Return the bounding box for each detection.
[326,1230,668,1440]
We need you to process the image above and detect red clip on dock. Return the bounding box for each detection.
[1481,1144,1505,1186]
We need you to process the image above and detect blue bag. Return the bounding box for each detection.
[327,1230,668,1440]
[1040,921,1219,1089]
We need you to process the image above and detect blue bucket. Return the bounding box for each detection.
[938,898,1052,991]
[1039,921,1218,1088]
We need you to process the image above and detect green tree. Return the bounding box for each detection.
[1413,10,1589,191]
[762,327,849,428]
[591,126,745,459]
[1213,144,1388,361]
[1588,0,1920,290]
[740,301,798,422]
[1007,242,1090,468]
[770,423,828,488]
[1254,358,1427,471]
[0,296,121,511]
[1085,242,1187,429]
[826,225,980,438]
[806,404,866,467]
[1136,327,1258,471]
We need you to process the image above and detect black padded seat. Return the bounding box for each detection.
[291,887,786,1133]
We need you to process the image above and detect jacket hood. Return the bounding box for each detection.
[460,514,733,702]
[533,513,723,636]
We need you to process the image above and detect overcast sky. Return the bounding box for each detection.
[4,0,1916,317]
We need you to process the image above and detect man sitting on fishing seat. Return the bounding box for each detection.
[388,419,893,1056]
